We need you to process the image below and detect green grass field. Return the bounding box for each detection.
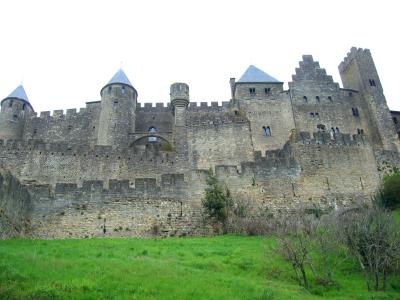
[1,235,400,300]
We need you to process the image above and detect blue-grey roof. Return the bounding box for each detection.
[5,85,29,102]
[107,69,133,87]
[238,65,281,83]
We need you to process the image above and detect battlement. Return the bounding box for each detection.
[137,102,171,112]
[295,131,368,146]
[339,47,371,73]
[53,174,186,196]
[0,139,177,163]
[187,101,230,111]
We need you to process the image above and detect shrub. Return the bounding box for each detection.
[202,170,232,231]
[377,173,400,210]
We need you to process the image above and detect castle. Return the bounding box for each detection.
[1,47,399,238]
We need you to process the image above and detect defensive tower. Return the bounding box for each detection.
[339,47,398,151]
[97,69,137,146]
[170,82,189,127]
[0,85,33,140]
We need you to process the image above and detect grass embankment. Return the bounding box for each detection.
[0,235,399,300]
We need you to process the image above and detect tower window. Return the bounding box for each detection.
[369,79,376,86]
[121,86,125,94]
[357,128,364,135]
[108,86,112,94]
[303,96,308,102]
[265,88,271,94]
[352,107,359,117]
[349,92,353,97]
[9,100,13,108]
[13,114,18,121]
[393,117,398,124]
[148,127,157,142]
[249,88,256,95]
[328,96,332,101]
[22,103,26,110]
[262,126,271,137]
[316,96,320,102]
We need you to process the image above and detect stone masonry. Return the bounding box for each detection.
[0,47,399,239]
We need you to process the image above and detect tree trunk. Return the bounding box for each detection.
[300,265,308,289]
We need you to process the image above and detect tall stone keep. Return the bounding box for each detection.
[0,85,33,140]
[339,47,398,151]
[97,69,137,146]
[170,83,189,127]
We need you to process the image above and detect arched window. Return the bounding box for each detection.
[303,96,308,102]
[330,127,335,139]
[335,127,340,134]
[262,126,271,137]
[148,127,157,142]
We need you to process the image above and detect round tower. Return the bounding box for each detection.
[97,69,137,146]
[0,85,34,141]
[170,83,189,127]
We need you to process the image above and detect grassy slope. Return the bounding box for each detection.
[0,236,399,300]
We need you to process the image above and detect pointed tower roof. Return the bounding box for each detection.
[238,65,281,83]
[4,85,30,102]
[107,69,133,87]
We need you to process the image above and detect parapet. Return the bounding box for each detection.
[294,131,368,146]
[136,102,171,112]
[187,101,230,112]
[54,174,187,197]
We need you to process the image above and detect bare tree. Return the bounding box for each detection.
[338,206,400,291]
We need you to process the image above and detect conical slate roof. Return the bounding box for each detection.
[107,69,133,87]
[238,65,281,83]
[4,85,29,102]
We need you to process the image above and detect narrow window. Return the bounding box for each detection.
[315,112,319,117]
[262,126,271,136]
[67,125,72,130]
[8,100,13,108]
[369,79,376,86]
[352,107,359,117]
[357,128,364,135]
[13,114,18,121]
[121,86,125,94]
[303,96,308,102]
[335,127,340,134]
[330,127,335,139]
[108,86,112,94]
[316,96,320,102]
[249,88,256,95]
[234,110,239,116]
[22,103,26,110]
[393,117,398,124]
[148,127,157,142]
[264,88,271,94]
[113,100,118,107]
[348,92,353,97]
[328,96,332,101]
[310,112,314,117]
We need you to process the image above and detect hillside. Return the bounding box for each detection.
[1,235,399,299]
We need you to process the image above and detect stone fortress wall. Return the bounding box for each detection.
[0,47,399,238]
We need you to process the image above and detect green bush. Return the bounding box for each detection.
[202,170,232,225]
[375,173,400,210]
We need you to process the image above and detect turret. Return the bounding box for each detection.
[339,47,398,151]
[0,85,33,140]
[97,69,137,146]
[170,83,189,127]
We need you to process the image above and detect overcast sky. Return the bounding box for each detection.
[0,0,399,113]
